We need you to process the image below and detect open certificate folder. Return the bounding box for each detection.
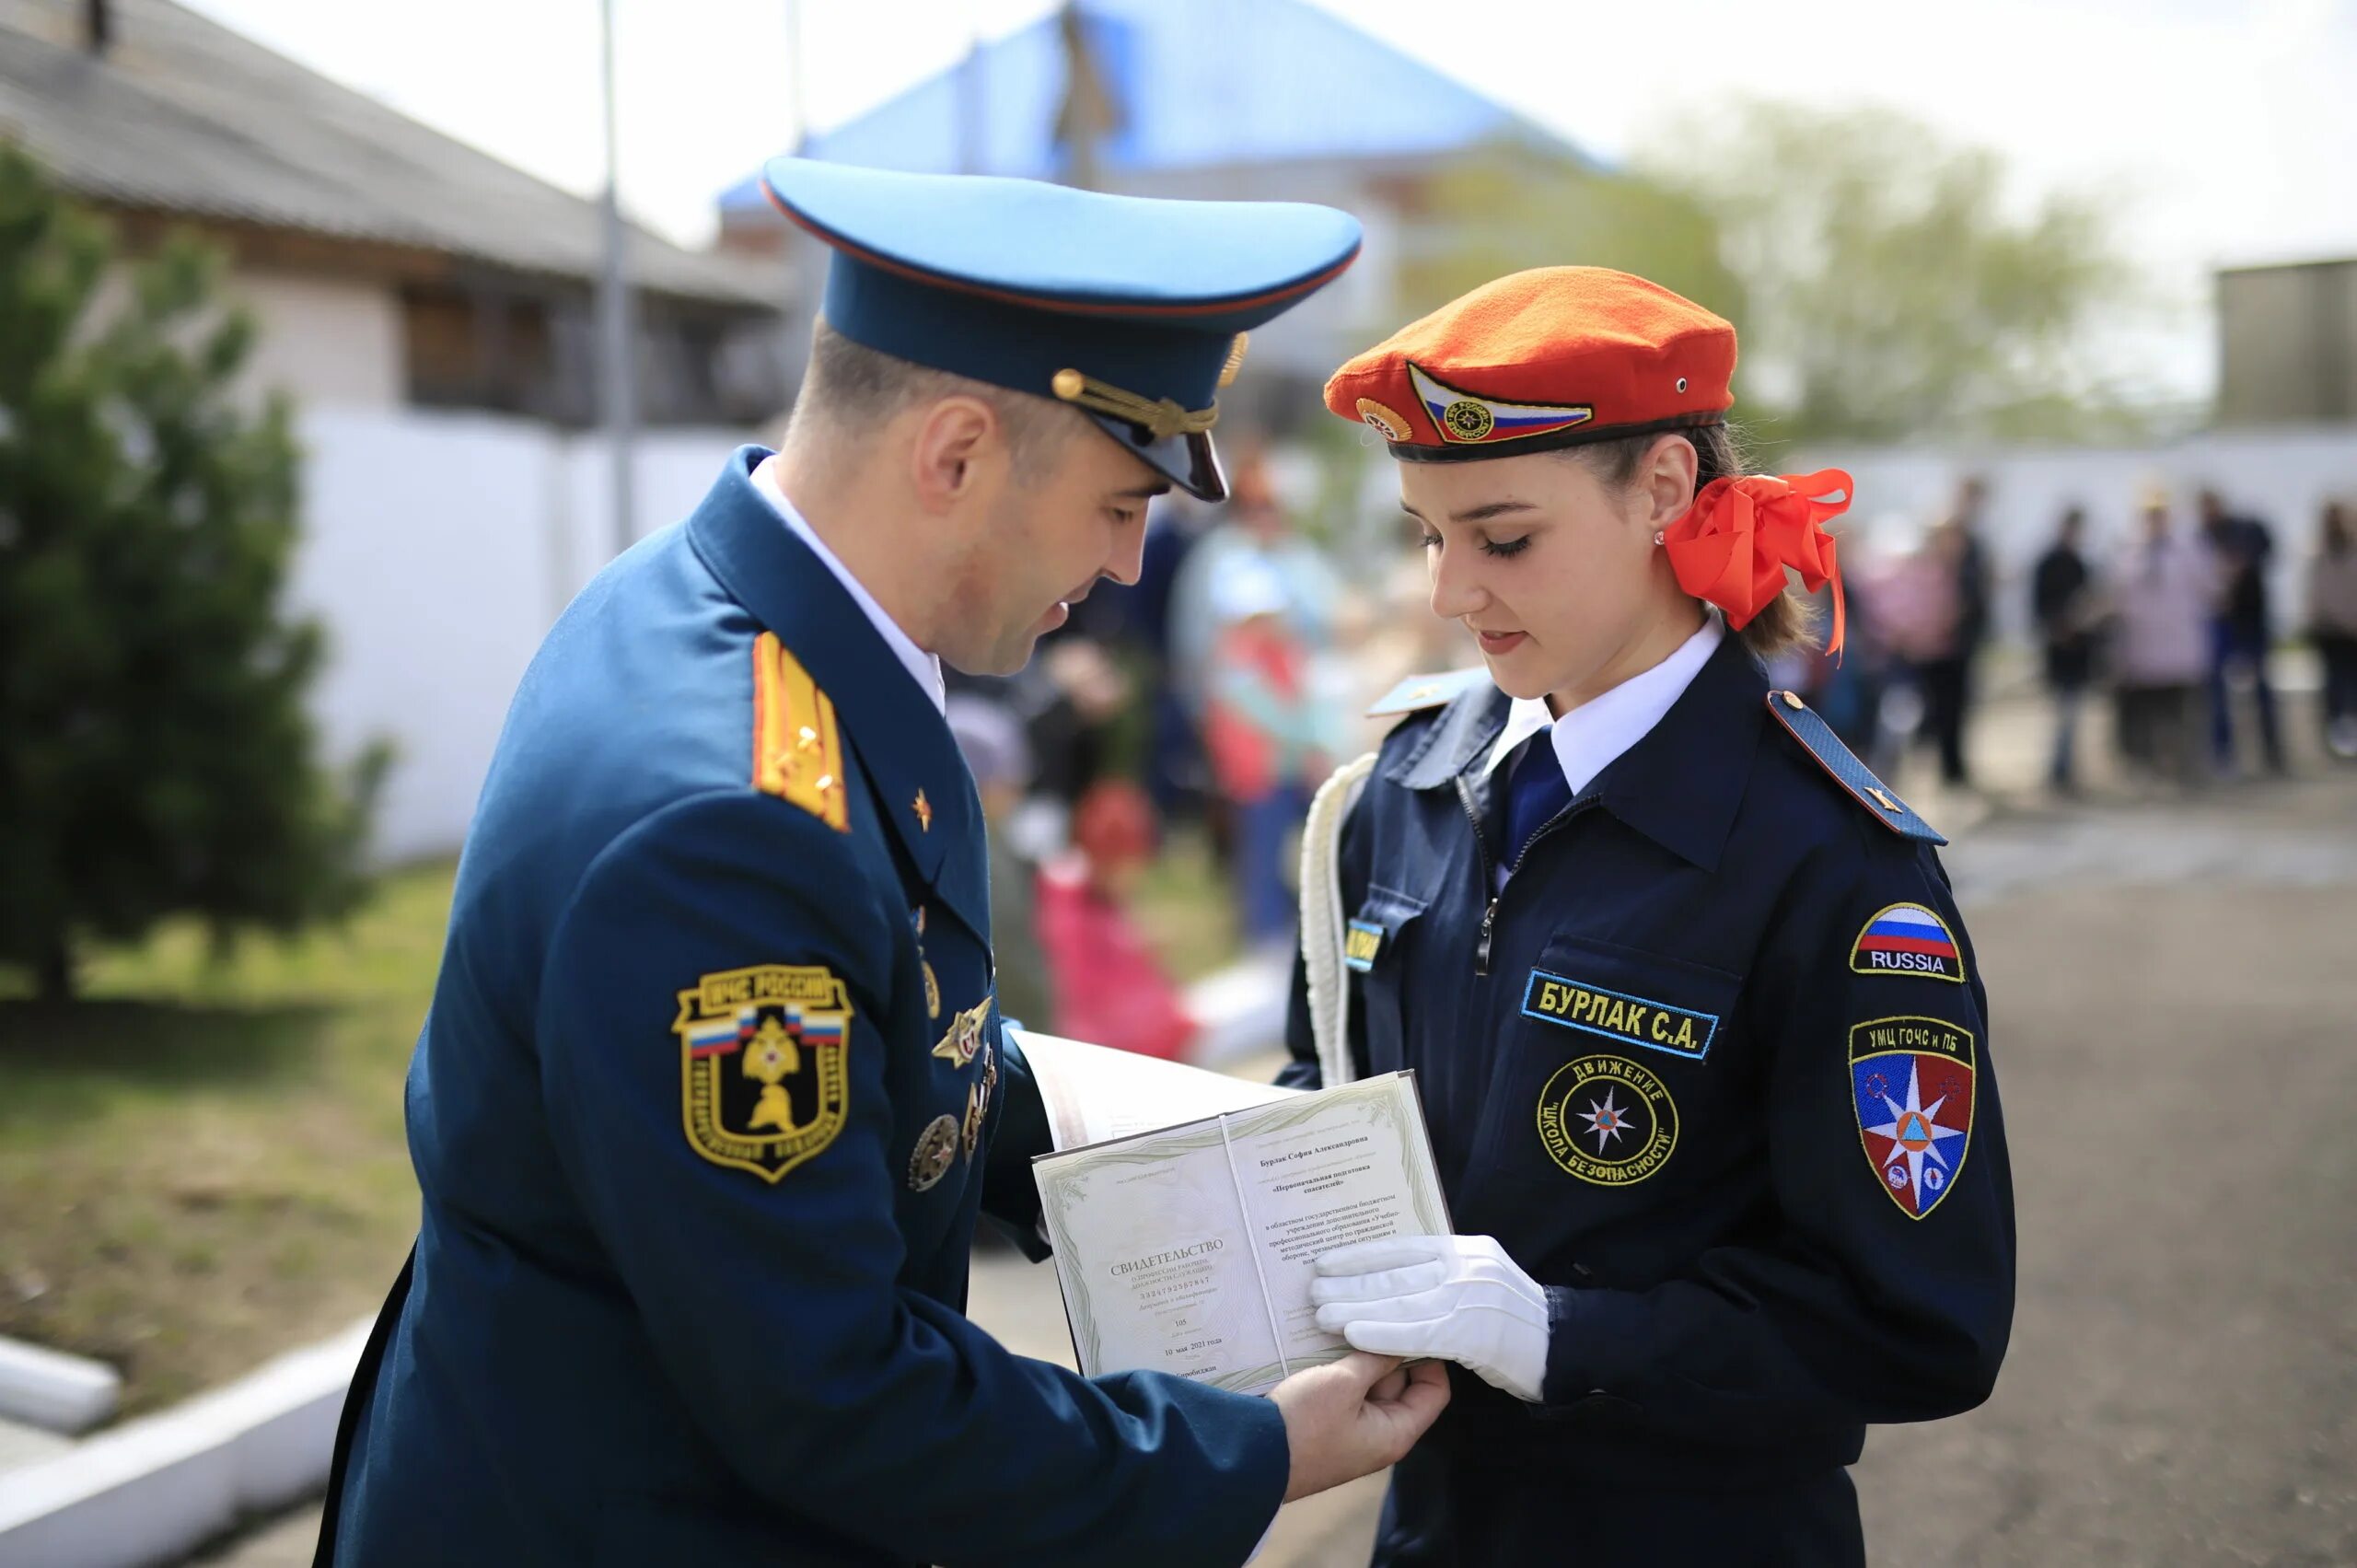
[1021,1048,1449,1397]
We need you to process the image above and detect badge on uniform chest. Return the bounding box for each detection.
[1536,1054,1679,1187]
[671,964,854,1182]
[932,998,990,1068]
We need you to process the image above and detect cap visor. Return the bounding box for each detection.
[1084,415,1226,503]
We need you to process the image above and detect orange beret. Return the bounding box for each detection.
[1324,267,1736,460]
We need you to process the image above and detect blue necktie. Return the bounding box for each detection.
[1499,727,1573,871]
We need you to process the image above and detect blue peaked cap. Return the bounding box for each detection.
[761,158,1363,502]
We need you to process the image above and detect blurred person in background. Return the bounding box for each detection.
[1296,267,2012,1568]
[2112,485,2213,787]
[1203,554,1337,950]
[1035,779,1196,1060]
[944,626,1132,859]
[1874,520,1966,782]
[1167,452,1343,812]
[2031,505,2101,795]
[2199,486,2286,776]
[1914,490,1987,788]
[946,692,1051,1032]
[1132,492,1217,819]
[2305,499,2357,760]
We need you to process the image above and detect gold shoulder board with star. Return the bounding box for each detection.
[752,632,849,831]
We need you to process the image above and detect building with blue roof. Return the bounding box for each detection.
[719,0,1593,427]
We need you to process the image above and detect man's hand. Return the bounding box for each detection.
[1271,1351,1450,1503]
[1310,1235,1550,1403]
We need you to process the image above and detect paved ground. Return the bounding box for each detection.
[183,679,2357,1566]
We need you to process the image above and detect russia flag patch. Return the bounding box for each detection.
[1850,901,1966,983]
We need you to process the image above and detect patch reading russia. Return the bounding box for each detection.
[1537,1055,1678,1187]
[1850,901,1966,982]
[1849,1016,1976,1220]
[674,964,853,1182]
[1343,920,1385,973]
[1521,969,1718,1063]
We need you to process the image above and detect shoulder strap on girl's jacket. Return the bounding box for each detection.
[1764,691,1945,843]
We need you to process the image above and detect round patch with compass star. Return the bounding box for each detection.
[1536,1054,1679,1187]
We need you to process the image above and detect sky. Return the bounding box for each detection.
[178,0,2357,401]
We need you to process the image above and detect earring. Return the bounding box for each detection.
[1652,530,1666,547]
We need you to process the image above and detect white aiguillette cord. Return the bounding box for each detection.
[1301,752,1377,1090]
[1217,1114,1293,1381]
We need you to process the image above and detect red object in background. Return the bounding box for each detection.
[1073,779,1157,866]
[1036,783,1195,1062]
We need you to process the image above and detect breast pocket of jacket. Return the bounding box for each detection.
[1477,934,1744,1196]
[1347,883,1432,1074]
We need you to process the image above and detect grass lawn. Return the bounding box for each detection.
[0,830,1239,1423]
[0,865,453,1419]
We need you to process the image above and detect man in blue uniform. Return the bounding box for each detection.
[316,160,1446,1568]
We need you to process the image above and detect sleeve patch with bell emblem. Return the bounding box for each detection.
[752,632,850,831]
[674,964,854,1182]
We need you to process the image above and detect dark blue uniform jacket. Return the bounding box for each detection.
[331,449,1284,1567]
[1283,633,2014,1498]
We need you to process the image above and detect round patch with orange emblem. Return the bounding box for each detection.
[1356,398,1411,441]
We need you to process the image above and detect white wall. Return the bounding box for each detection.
[1797,427,2357,642]
[290,410,757,862]
[230,270,404,411]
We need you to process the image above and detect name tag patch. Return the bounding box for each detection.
[1521,970,1718,1063]
[1343,919,1385,972]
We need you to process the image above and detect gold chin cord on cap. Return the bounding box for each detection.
[1051,367,1218,441]
[1050,334,1241,443]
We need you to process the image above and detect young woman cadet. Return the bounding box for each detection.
[1286,268,2015,1566]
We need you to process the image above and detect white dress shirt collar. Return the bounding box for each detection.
[1482,613,1726,796]
[749,455,946,716]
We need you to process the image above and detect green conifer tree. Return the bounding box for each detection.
[0,145,386,1001]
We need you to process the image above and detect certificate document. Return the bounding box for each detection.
[1030,1072,1448,1396]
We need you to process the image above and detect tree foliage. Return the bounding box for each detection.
[1633,99,2150,445]
[0,145,385,1001]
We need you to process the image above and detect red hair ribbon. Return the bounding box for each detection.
[1661,469,1852,656]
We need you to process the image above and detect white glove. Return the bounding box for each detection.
[1309,1235,1550,1404]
